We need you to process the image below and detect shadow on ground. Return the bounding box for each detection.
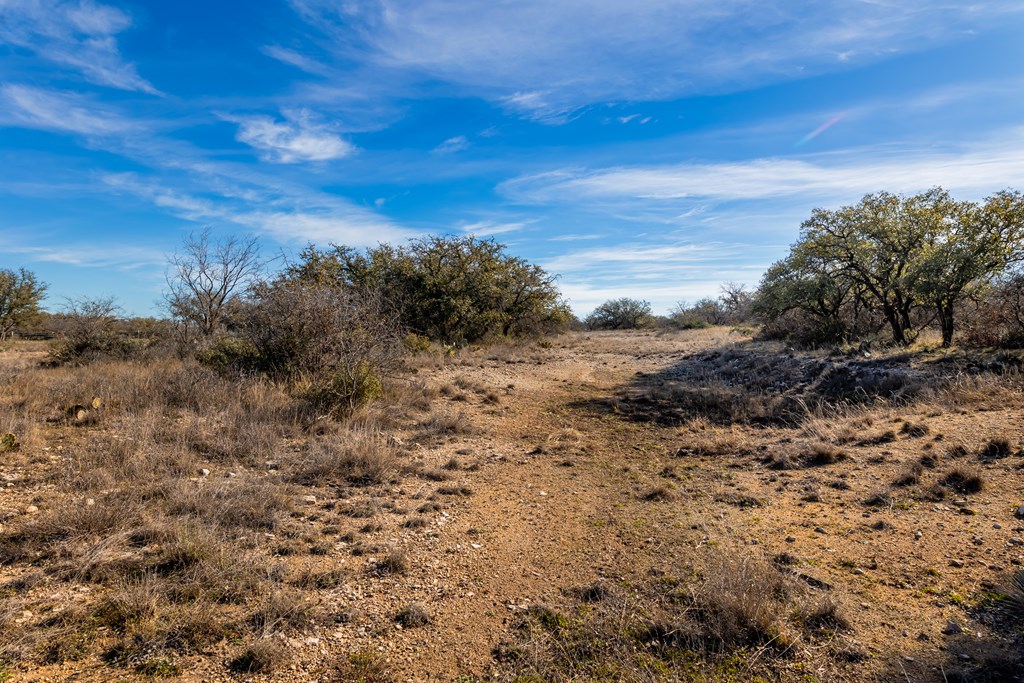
[880,569,1024,682]
[569,341,1024,427]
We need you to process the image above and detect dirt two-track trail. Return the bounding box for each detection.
[380,330,766,679]
[349,335,677,680]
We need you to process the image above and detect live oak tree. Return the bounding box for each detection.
[0,268,47,341]
[758,188,1024,347]
[915,189,1024,346]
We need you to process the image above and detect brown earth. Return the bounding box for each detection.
[1,330,1023,681]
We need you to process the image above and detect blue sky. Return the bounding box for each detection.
[2,1,1024,317]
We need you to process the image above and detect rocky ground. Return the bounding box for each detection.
[1,330,1023,681]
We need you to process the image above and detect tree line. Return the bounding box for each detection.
[585,188,1024,349]
[3,186,1024,379]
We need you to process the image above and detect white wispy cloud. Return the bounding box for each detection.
[0,84,140,136]
[288,0,1024,120]
[223,110,355,163]
[0,0,157,93]
[261,44,332,76]
[101,173,417,247]
[432,135,469,154]
[458,220,529,237]
[1,241,165,270]
[501,130,1024,207]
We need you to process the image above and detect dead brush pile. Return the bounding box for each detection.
[494,547,852,681]
[0,355,419,677]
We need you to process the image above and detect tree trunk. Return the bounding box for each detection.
[882,304,908,345]
[938,301,955,347]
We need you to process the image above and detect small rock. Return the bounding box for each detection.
[226,471,237,478]
[952,499,968,508]
[199,468,210,477]
[24,505,38,514]
[300,495,317,505]
[950,559,965,568]
[914,531,923,540]
[853,568,865,575]
[85,498,95,507]
[814,526,827,534]
[1015,505,1024,520]
[972,536,985,545]
[1010,538,1024,546]
[785,536,796,543]
[943,621,964,636]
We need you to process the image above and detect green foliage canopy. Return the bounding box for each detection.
[755,188,1024,346]
[0,268,47,341]
[285,235,570,343]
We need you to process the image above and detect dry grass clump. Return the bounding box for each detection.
[495,547,850,681]
[228,638,288,674]
[893,462,924,487]
[979,437,1015,459]
[419,410,479,439]
[899,421,930,438]
[940,467,986,494]
[290,428,398,486]
[372,548,410,575]
[763,441,849,470]
[394,602,431,627]
[803,442,849,467]
[643,485,675,502]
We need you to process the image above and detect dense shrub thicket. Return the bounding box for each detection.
[585,297,653,330]
[178,234,569,414]
[199,280,403,415]
[284,235,571,344]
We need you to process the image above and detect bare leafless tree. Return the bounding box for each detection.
[166,229,263,341]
